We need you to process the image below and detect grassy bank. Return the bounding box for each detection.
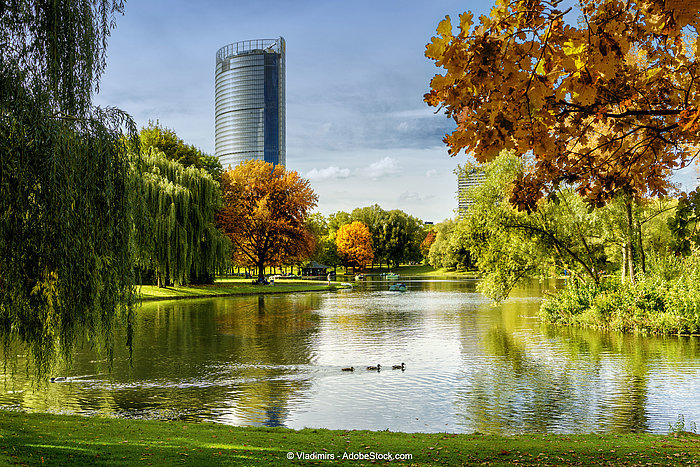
[341,263,478,277]
[138,279,348,301]
[0,412,698,466]
[541,258,700,335]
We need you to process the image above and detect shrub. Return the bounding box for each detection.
[540,257,700,334]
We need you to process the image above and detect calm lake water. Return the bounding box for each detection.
[2,278,699,434]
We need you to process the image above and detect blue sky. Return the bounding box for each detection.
[94,0,698,223]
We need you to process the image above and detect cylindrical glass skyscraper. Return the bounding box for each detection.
[215,37,286,169]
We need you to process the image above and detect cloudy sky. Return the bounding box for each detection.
[94,0,698,223]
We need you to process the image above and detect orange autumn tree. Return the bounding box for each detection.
[425,0,700,211]
[218,160,318,283]
[336,221,374,272]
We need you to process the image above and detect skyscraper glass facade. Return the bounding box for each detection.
[215,38,286,169]
[457,166,486,217]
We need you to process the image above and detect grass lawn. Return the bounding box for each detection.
[1,411,698,466]
[339,263,477,277]
[138,278,348,301]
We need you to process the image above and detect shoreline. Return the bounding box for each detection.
[1,411,697,466]
[137,279,351,302]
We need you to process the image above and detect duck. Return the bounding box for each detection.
[392,363,405,371]
[341,366,354,372]
[366,364,381,371]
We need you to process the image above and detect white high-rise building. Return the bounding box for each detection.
[215,38,286,169]
[457,167,486,217]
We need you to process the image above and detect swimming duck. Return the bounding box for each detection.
[366,364,381,371]
[341,366,354,372]
[392,363,405,370]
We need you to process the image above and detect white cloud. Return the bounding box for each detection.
[306,166,351,181]
[425,169,438,177]
[399,191,435,202]
[362,156,400,179]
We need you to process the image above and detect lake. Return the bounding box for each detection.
[1,277,699,434]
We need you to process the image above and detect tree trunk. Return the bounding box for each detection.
[637,219,646,274]
[257,261,265,284]
[625,198,636,283]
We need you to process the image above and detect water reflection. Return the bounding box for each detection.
[1,278,699,434]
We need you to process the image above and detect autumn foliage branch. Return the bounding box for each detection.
[426,0,700,211]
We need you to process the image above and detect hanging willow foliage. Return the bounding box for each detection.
[1,1,137,382]
[131,150,230,287]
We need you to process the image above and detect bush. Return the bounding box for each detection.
[540,257,700,334]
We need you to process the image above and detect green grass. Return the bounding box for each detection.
[138,279,346,301]
[0,412,698,466]
[339,263,478,277]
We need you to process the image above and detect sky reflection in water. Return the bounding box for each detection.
[1,278,699,434]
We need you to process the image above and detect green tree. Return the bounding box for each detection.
[328,211,351,235]
[350,205,388,267]
[0,1,137,380]
[670,188,700,256]
[200,153,224,182]
[140,121,223,180]
[455,152,608,300]
[306,213,341,271]
[427,220,457,269]
[382,210,424,268]
[131,149,229,287]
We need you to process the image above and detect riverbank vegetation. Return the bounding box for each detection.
[423,0,700,335]
[138,278,347,301]
[426,151,697,334]
[541,256,700,335]
[1,411,698,466]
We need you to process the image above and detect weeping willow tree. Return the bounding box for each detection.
[0,1,138,381]
[132,150,230,287]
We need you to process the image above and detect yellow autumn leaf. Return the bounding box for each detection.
[430,73,455,90]
[577,86,596,106]
[425,37,448,59]
[437,16,452,39]
[563,39,586,69]
[459,12,474,35]
[646,67,661,80]
[535,59,546,76]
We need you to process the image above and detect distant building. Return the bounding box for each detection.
[457,166,486,217]
[301,261,330,277]
[215,38,286,169]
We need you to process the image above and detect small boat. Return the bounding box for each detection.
[389,283,407,292]
[385,273,399,280]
